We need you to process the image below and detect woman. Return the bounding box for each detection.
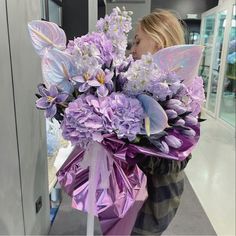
[131,9,191,235]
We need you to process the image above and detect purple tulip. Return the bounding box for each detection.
[36,84,68,118]
[182,128,196,136]
[166,99,187,115]
[167,99,182,106]
[167,104,187,115]
[185,115,198,126]
[159,141,169,154]
[165,109,178,119]
[175,119,185,126]
[165,135,182,148]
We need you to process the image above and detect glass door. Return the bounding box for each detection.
[219,5,236,127]
[206,10,227,114]
[199,14,216,105]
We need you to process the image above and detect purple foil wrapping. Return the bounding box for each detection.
[127,124,200,164]
[57,127,199,235]
[57,135,148,235]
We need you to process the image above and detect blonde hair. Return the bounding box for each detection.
[140,9,185,49]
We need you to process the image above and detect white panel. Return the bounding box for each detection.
[89,0,98,32]
[0,0,24,234]
[6,0,50,234]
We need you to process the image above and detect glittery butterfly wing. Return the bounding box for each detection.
[137,94,168,135]
[152,45,204,86]
[28,20,66,57]
[41,49,77,94]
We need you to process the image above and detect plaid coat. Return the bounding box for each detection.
[131,155,191,235]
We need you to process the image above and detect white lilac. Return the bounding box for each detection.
[124,54,162,95]
[96,7,133,65]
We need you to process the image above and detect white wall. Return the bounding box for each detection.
[0,1,25,233]
[106,0,151,40]
[89,0,98,32]
[0,0,50,234]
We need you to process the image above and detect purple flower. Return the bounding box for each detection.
[187,76,205,116]
[100,93,144,141]
[165,135,182,148]
[67,32,114,65]
[36,84,68,118]
[61,94,104,147]
[166,99,187,115]
[185,115,198,126]
[158,141,169,154]
[175,119,185,126]
[150,82,172,101]
[181,128,196,136]
[88,69,114,97]
[167,99,182,106]
[167,104,187,115]
[165,109,178,119]
[169,81,183,95]
[96,7,133,65]
[61,92,144,146]
[72,66,95,92]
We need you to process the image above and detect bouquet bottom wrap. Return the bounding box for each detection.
[57,135,148,235]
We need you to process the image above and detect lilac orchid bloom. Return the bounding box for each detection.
[36,84,68,118]
[72,66,95,92]
[88,69,114,97]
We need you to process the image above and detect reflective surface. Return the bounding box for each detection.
[189,32,200,45]
[207,10,227,113]
[219,5,236,127]
[199,14,216,104]
[185,112,235,236]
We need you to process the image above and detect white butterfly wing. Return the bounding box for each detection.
[152,45,203,86]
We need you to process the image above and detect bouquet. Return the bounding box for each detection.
[28,7,204,235]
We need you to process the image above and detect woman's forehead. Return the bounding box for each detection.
[134,24,144,38]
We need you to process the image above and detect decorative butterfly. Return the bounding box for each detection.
[152,44,204,86]
[137,45,204,135]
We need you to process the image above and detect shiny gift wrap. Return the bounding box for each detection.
[57,135,148,235]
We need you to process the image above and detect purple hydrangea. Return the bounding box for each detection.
[67,32,114,67]
[100,93,144,141]
[61,94,104,147]
[67,32,113,66]
[61,92,144,147]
